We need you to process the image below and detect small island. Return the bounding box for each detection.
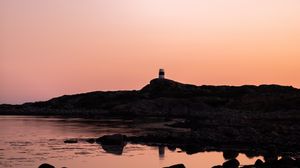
[1,70,300,167]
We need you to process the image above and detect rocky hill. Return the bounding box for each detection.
[1,78,300,117]
[2,78,299,164]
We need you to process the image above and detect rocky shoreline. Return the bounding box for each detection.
[60,132,300,168]
[1,78,300,167]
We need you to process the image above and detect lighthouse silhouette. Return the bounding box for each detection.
[159,69,165,79]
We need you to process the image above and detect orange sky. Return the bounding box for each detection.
[1,0,300,104]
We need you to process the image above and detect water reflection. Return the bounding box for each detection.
[101,143,126,155]
[0,116,267,168]
[98,138,166,158]
[97,142,295,168]
[159,146,165,159]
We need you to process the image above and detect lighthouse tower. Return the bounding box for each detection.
[159,69,165,79]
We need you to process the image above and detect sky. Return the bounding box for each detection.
[1,0,300,104]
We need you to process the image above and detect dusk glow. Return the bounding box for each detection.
[1,0,300,104]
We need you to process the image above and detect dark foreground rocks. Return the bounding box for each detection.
[38,163,55,168]
[211,156,300,168]
[223,151,239,160]
[96,134,127,155]
[94,133,300,168]
[96,134,127,145]
[86,138,95,143]
[164,163,185,168]
[64,139,78,143]
[222,159,239,168]
[254,159,264,167]
[260,156,299,168]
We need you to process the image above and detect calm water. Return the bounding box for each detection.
[0,116,262,168]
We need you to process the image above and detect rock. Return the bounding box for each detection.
[263,152,278,163]
[96,134,127,155]
[101,143,126,155]
[167,145,176,151]
[262,156,299,168]
[64,139,78,143]
[96,134,127,145]
[164,163,185,168]
[254,159,264,167]
[222,159,239,168]
[38,163,55,168]
[244,150,259,158]
[296,158,300,167]
[277,156,296,167]
[182,144,203,155]
[223,150,239,160]
[86,138,95,144]
[211,165,223,168]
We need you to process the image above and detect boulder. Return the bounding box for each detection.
[38,163,55,168]
[211,165,223,168]
[254,159,264,167]
[64,139,78,143]
[222,159,239,168]
[167,145,176,151]
[101,143,126,155]
[96,134,127,145]
[277,157,297,167]
[164,164,185,168]
[86,138,95,144]
[223,150,239,160]
[263,153,278,163]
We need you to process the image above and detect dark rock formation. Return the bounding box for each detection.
[86,138,95,144]
[1,78,300,118]
[38,163,55,168]
[268,156,298,168]
[100,143,126,155]
[96,134,127,155]
[241,156,299,168]
[254,159,264,167]
[222,159,239,168]
[64,139,78,143]
[163,163,185,168]
[223,150,239,160]
[211,166,223,168]
[96,134,127,145]
[2,78,300,158]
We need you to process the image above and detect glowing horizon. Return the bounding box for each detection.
[1,0,300,104]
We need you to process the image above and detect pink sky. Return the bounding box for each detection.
[1,0,300,104]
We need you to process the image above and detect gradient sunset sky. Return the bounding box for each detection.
[1,0,300,104]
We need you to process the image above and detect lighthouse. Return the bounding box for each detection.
[159,69,165,79]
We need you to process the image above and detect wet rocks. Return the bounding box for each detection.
[241,156,299,168]
[101,143,126,155]
[38,163,55,168]
[265,156,298,168]
[96,134,127,145]
[211,166,223,168]
[254,159,264,167]
[64,139,78,143]
[222,159,240,168]
[96,134,127,155]
[163,163,186,168]
[86,138,95,144]
[223,150,239,160]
